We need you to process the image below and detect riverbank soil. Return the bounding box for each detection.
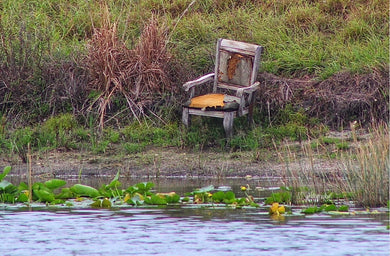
[0,130,366,180]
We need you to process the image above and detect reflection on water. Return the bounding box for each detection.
[0,177,389,256]
[0,207,388,256]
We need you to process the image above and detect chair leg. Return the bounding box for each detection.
[182,108,190,127]
[247,103,254,127]
[223,112,234,138]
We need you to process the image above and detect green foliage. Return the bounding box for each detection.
[56,188,74,199]
[323,204,337,211]
[337,205,349,212]
[0,166,11,182]
[121,122,182,151]
[326,192,354,200]
[43,114,77,133]
[211,191,225,202]
[265,188,292,205]
[260,105,329,144]
[32,182,54,203]
[0,0,385,151]
[165,193,180,204]
[92,140,110,154]
[123,142,145,154]
[212,191,236,204]
[144,194,168,205]
[302,204,349,214]
[335,141,350,150]
[99,171,123,198]
[301,206,321,214]
[104,128,120,144]
[320,137,342,145]
[126,182,155,197]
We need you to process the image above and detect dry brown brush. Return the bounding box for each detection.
[258,68,389,128]
[85,13,176,129]
[0,22,88,126]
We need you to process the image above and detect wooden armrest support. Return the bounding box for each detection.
[183,73,214,91]
[236,81,260,97]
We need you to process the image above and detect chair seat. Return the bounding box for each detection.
[184,94,240,111]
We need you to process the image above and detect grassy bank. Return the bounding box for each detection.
[0,0,388,127]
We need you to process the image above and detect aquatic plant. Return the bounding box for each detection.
[301,204,349,215]
[264,187,292,205]
[98,171,123,198]
[186,185,259,207]
[0,166,21,203]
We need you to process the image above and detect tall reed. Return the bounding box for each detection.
[340,122,389,207]
[277,139,340,205]
[278,123,389,207]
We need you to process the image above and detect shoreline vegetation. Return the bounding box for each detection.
[0,1,388,207]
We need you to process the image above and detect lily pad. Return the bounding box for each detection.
[71,184,100,198]
[44,179,67,190]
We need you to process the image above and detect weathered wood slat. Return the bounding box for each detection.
[183,73,214,91]
[217,81,259,92]
[188,109,237,119]
[220,39,259,56]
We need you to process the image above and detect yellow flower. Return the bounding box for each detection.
[241,186,247,191]
[269,202,286,216]
[278,205,286,214]
[270,202,279,214]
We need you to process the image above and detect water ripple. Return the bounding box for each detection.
[0,208,388,256]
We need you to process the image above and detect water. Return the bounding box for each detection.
[0,178,389,256]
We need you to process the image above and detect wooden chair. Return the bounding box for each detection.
[182,38,264,137]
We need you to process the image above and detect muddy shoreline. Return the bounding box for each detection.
[1,145,342,182]
[1,130,364,181]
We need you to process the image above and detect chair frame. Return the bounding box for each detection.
[182,38,263,137]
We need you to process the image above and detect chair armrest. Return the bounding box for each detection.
[183,73,214,91]
[236,81,260,97]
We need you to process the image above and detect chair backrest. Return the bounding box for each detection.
[213,38,263,92]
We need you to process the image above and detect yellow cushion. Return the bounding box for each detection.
[189,94,225,108]
[186,94,240,111]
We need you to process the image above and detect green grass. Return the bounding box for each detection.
[0,109,329,162]
[1,0,387,77]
